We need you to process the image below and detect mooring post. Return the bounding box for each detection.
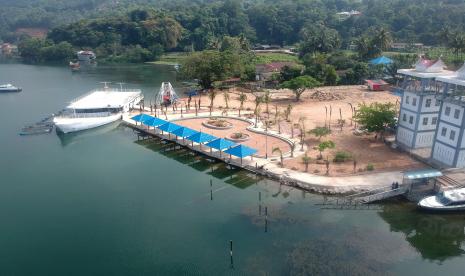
[230,240,234,269]
[265,206,268,233]
[210,179,213,201]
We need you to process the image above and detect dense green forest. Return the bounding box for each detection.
[2,0,465,46]
[2,0,465,83]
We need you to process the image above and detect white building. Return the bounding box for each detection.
[431,63,465,168]
[396,58,454,150]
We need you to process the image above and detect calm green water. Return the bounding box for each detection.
[1,63,465,275]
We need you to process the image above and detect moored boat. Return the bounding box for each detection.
[418,188,465,211]
[53,83,143,133]
[0,83,21,92]
[77,50,96,62]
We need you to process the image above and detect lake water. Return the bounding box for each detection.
[1,63,464,275]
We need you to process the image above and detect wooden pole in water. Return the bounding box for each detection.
[265,206,268,232]
[230,240,234,269]
[210,179,213,201]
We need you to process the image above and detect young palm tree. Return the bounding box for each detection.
[208,89,218,116]
[223,91,230,115]
[263,90,271,114]
[283,104,293,121]
[272,147,284,168]
[299,116,306,151]
[302,152,311,172]
[254,94,263,126]
[238,92,247,117]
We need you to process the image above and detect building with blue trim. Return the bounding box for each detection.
[431,64,465,168]
[395,58,454,150]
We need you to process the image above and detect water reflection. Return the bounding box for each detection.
[379,204,465,262]
[56,121,121,147]
[134,137,258,189]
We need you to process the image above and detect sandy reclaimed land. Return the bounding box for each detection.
[189,85,425,176]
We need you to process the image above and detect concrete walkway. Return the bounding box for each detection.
[124,109,404,194]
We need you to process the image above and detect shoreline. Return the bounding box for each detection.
[123,109,403,195]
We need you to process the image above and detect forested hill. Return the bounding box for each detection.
[2,0,465,46]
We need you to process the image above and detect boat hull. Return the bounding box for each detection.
[0,88,22,93]
[418,195,465,211]
[54,113,122,133]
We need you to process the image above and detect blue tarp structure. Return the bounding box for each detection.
[369,56,393,65]
[172,126,198,138]
[205,138,236,155]
[186,132,217,144]
[131,113,152,122]
[158,122,181,134]
[142,116,167,127]
[224,144,257,158]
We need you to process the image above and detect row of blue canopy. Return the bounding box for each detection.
[131,114,257,158]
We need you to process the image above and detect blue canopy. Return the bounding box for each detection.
[158,122,182,133]
[205,138,236,151]
[131,113,152,122]
[142,116,167,127]
[224,144,257,158]
[172,126,198,138]
[369,56,393,65]
[186,132,217,144]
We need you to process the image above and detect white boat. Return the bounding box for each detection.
[77,50,96,62]
[53,84,143,133]
[0,83,21,92]
[418,188,465,211]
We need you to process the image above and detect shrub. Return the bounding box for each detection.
[366,163,375,171]
[333,151,352,163]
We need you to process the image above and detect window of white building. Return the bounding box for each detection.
[435,99,440,106]
[425,99,432,107]
[445,106,451,116]
[406,96,410,104]
[409,116,414,124]
[412,98,417,106]
[450,130,456,140]
[441,127,447,136]
[454,109,460,119]
[422,117,428,125]
[402,114,407,121]
[432,117,437,125]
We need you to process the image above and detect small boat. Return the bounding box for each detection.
[53,83,143,133]
[0,83,21,92]
[69,61,80,71]
[77,50,96,62]
[418,188,465,211]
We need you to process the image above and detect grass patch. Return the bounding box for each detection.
[255,52,299,64]
[149,52,188,65]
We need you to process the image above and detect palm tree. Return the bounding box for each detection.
[263,90,271,114]
[299,116,306,151]
[254,94,263,126]
[238,92,247,117]
[283,104,293,121]
[208,89,218,116]
[223,91,230,115]
[272,147,284,167]
[318,140,335,159]
[302,152,311,172]
[374,28,392,51]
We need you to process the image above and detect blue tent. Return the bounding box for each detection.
[369,56,393,65]
[186,132,217,144]
[172,126,198,138]
[224,144,257,164]
[131,113,152,123]
[142,116,167,127]
[205,138,236,157]
[157,122,182,137]
[224,144,257,158]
